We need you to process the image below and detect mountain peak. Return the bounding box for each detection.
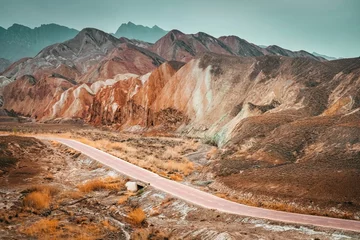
[126,21,136,26]
[114,22,168,43]
[8,23,31,31]
[167,29,185,36]
[75,28,120,45]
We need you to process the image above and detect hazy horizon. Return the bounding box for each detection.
[1,0,359,58]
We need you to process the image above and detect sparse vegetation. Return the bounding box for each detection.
[78,177,125,193]
[22,218,59,237]
[23,191,52,210]
[75,135,197,177]
[128,208,146,225]
[23,185,59,210]
[21,218,107,240]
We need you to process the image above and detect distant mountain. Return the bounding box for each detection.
[312,52,338,61]
[0,23,79,61]
[264,45,325,61]
[0,58,11,73]
[150,30,234,62]
[151,31,326,62]
[114,22,168,43]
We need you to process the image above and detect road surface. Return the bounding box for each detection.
[44,137,360,232]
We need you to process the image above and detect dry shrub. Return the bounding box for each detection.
[22,219,59,236]
[77,138,137,155]
[22,218,109,239]
[23,191,51,210]
[143,156,194,175]
[128,208,146,224]
[78,177,124,193]
[215,193,228,199]
[169,174,183,181]
[23,185,58,210]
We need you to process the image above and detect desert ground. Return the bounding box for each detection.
[0,120,359,239]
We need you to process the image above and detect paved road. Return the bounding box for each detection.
[46,137,360,232]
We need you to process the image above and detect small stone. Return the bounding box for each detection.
[125,182,138,192]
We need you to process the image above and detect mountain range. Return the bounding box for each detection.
[312,52,338,61]
[0,22,338,64]
[1,26,358,125]
[0,24,79,62]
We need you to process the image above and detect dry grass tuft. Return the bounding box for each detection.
[78,177,124,193]
[128,208,146,225]
[169,173,183,181]
[140,155,194,176]
[23,191,51,210]
[23,185,59,210]
[22,219,59,236]
[21,217,110,240]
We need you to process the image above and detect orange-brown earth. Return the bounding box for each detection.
[3,135,354,239]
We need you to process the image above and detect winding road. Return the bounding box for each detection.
[45,137,360,232]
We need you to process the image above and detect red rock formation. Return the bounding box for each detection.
[2,28,164,83]
[78,43,164,83]
[88,61,184,130]
[1,28,165,117]
[3,75,74,118]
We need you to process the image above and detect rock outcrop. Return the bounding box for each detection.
[35,53,360,153]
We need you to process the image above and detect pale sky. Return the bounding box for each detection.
[0,0,359,58]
